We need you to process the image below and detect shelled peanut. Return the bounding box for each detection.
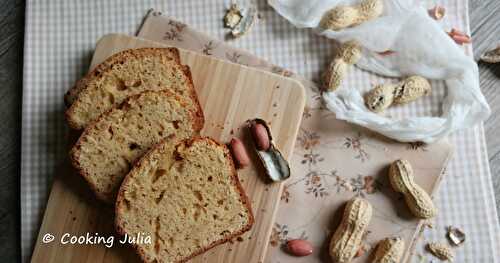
[251,122,270,151]
[329,198,372,263]
[388,159,437,219]
[320,0,383,31]
[286,239,313,257]
[229,138,250,168]
[427,242,454,261]
[372,237,405,263]
[323,41,361,92]
[365,76,431,112]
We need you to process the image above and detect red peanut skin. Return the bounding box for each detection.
[230,138,250,168]
[448,28,471,45]
[252,123,270,151]
[377,50,395,56]
[286,239,313,257]
[451,34,471,44]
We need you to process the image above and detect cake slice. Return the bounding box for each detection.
[64,48,181,106]
[65,47,203,130]
[70,90,204,203]
[115,137,254,263]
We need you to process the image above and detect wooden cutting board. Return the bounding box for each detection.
[31,34,306,263]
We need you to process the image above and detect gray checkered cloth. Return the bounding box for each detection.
[23,0,500,262]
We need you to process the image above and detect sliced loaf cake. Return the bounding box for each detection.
[70,90,204,203]
[115,137,254,263]
[65,47,203,130]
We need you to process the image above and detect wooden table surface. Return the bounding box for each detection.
[0,0,498,261]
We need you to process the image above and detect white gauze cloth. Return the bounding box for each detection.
[268,0,490,143]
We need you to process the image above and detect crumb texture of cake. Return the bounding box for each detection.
[115,137,254,263]
[66,47,203,130]
[71,90,203,203]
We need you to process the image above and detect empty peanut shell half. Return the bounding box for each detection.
[446,226,466,246]
[481,44,500,63]
[248,118,290,182]
[428,5,445,20]
[224,4,242,29]
[224,1,257,38]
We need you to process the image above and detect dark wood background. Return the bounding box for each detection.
[0,0,498,261]
[0,0,23,261]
